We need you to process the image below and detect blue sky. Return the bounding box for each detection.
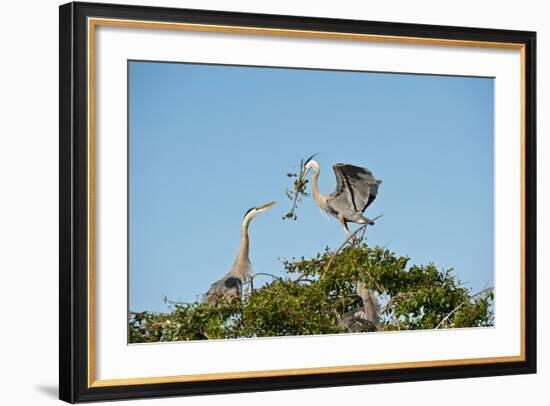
[129,61,494,313]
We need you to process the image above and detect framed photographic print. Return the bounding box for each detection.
[59,1,536,403]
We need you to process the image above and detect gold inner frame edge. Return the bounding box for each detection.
[87,17,527,388]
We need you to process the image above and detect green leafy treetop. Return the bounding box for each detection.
[129,233,493,343]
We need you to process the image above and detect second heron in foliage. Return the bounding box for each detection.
[299,155,382,237]
[202,201,276,305]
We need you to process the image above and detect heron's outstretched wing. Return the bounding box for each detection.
[332,164,381,212]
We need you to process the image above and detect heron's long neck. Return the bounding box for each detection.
[236,215,252,265]
[310,164,326,208]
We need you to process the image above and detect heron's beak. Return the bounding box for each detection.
[257,201,276,212]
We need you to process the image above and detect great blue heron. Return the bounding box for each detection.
[339,281,380,333]
[202,201,276,305]
[299,155,382,238]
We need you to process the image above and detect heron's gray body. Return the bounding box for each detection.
[339,277,381,333]
[202,259,251,305]
[304,159,381,236]
[202,202,274,306]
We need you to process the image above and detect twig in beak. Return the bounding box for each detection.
[283,158,309,221]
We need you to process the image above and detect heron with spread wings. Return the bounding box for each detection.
[202,201,276,305]
[298,154,382,237]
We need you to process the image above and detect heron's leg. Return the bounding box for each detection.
[337,215,351,238]
[358,215,375,226]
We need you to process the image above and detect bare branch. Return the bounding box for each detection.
[322,224,368,277]
[321,215,383,283]
[163,296,195,306]
[283,159,307,220]
[250,272,283,282]
[435,287,494,329]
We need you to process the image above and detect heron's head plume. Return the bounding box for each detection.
[304,153,318,168]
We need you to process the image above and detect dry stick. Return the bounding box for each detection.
[285,158,305,220]
[434,287,494,329]
[358,226,367,242]
[244,272,284,296]
[163,297,195,306]
[322,225,367,277]
[251,272,283,282]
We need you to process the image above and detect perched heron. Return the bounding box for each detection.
[299,155,382,238]
[202,201,276,305]
[339,281,380,333]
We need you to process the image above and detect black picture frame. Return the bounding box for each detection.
[60,1,537,403]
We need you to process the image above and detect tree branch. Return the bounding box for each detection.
[283,159,307,220]
[435,287,494,329]
[163,296,195,306]
[322,225,367,277]
[250,272,283,282]
[322,215,383,278]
